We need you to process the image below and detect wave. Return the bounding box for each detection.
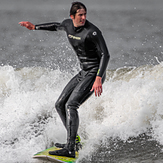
[0,63,163,162]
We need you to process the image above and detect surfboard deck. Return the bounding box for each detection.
[33,146,78,163]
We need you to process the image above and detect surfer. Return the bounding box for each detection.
[19,1,110,158]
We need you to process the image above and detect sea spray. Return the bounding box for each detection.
[0,63,163,162]
[0,66,72,162]
[78,63,163,161]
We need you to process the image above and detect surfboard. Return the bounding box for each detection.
[33,146,79,163]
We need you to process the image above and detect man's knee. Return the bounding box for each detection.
[65,100,79,111]
[55,100,64,112]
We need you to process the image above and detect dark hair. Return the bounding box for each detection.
[70,2,87,16]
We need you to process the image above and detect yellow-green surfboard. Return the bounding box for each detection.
[33,146,79,163]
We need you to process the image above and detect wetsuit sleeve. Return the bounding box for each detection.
[35,22,62,31]
[35,19,68,31]
[88,30,110,78]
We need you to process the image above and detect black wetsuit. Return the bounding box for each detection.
[35,19,110,150]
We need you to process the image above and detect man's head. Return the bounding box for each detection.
[70,2,87,27]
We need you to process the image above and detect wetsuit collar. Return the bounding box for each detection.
[74,26,83,32]
[73,20,87,33]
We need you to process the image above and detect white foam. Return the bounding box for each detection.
[78,63,163,159]
[0,63,163,162]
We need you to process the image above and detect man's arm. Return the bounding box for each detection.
[90,30,110,97]
[19,21,63,31]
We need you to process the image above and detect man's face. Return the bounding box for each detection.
[70,9,86,27]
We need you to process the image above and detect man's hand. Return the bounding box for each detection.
[91,76,102,97]
[19,21,35,30]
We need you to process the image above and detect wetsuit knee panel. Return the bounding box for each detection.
[65,101,79,111]
[55,100,65,112]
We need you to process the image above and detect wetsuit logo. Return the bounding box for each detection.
[68,34,81,40]
[92,31,97,36]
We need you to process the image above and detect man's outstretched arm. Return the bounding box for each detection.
[19,21,62,31]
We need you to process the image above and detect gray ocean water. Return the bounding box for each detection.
[1,0,163,163]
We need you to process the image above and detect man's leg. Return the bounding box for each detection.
[54,73,82,149]
[64,73,106,154]
[55,74,79,129]
[49,73,96,157]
